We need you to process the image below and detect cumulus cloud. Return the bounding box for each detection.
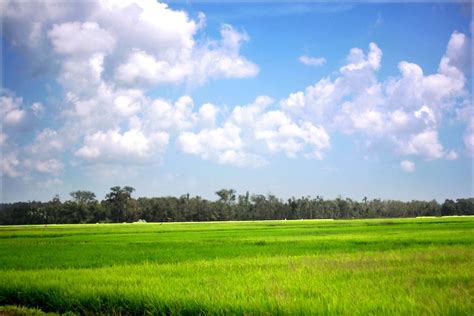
[340,42,382,73]
[177,123,265,167]
[28,128,64,156]
[75,129,169,163]
[445,150,458,161]
[1,153,21,178]
[198,103,219,127]
[191,24,259,84]
[400,160,415,173]
[30,102,44,116]
[299,55,326,66]
[1,95,27,126]
[176,95,332,166]
[464,133,474,157]
[281,32,470,161]
[255,111,330,158]
[0,0,470,181]
[48,21,116,55]
[33,159,64,174]
[399,130,444,160]
[144,96,196,133]
[1,0,264,177]
[116,50,191,85]
[440,31,470,75]
[0,90,42,139]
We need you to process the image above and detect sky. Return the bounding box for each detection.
[0,0,473,203]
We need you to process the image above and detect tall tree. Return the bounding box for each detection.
[215,189,236,220]
[215,189,236,205]
[105,186,135,222]
[70,191,97,205]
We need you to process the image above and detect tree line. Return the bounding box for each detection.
[0,186,473,225]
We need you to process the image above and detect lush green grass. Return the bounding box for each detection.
[0,217,473,314]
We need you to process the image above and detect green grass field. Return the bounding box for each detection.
[0,217,473,315]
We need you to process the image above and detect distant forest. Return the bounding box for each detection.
[1,186,473,225]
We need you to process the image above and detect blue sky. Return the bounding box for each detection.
[1,1,472,203]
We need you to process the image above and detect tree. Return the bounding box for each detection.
[215,189,236,220]
[215,189,236,205]
[69,190,100,223]
[288,197,298,220]
[0,187,472,224]
[70,190,97,205]
[236,191,251,219]
[455,198,474,215]
[105,186,135,222]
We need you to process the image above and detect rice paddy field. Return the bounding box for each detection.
[0,217,473,315]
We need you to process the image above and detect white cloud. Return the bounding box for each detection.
[198,103,219,127]
[28,128,64,156]
[445,150,458,160]
[281,44,384,122]
[113,17,257,87]
[464,133,474,157]
[255,111,330,158]
[34,159,64,175]
[75,129,169,162]
[1,0,471,179]
[116,50,191,85]
[1,153,21,178]
[113,94,142,117]
[230,95,274,127]
[281,31,470,162]
[0,91,41,137]
[31,102,44,116]
[1,0,261,173]
[177,94,332,165]
[4,109,26,125]
[48,21,115,55]
[414,105,436,126]
[400,130,444,160]
[179,124,242,155]
[58,54,107,95]
[192,24,259,84]
[340,42,382,73]
[1,0,265,174]
[178,123,265,167]
[1,95,27,126]
[400,160,415,173]
[145,96,196,133]
[281,78,338,120]
[280,91,305,110]
[299,55,326,66]
[441,31,470,75]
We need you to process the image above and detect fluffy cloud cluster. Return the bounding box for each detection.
[0,0,471,184]
[177,96,331,166]
[2,1,258,84]
[0,93,41,132]
[282,32,471,164]
[75,129,169,162]
[0,0,262,180]
[178,124,260,167]
[0,91,48,178]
